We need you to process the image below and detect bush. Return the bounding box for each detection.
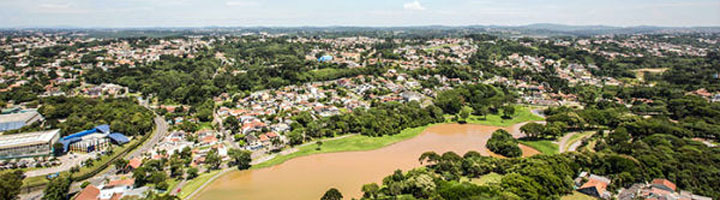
[486,130,521,157]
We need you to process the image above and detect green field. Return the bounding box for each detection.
[561,191,597,200]
[424,44,459,52]
[252,124,433,169]
[562,131,595,152]
[470,172,504,186]
[519,140,558,155]
[178,170,221,199]
[253,106,542,169]
[448,106,544,127]
[198,122,214,130]
[184,105,545,198]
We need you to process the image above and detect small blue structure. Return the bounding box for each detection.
[58,125,130,153]
[318,55,333,62]
[108,133,130,144]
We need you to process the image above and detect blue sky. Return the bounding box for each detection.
[0,0,718,27]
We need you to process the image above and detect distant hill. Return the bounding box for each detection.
[3,24,719,38]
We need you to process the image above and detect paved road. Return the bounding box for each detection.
[557,132,579,153]
[567,139,585,152]
[213,110,240,149]
[70,115,169,193]
[24,153,93,177]
[20,103,169,200]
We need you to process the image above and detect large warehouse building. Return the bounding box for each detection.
[0,129,61,160]
[0,111,44,132]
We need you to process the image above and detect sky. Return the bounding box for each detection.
[0,0,718,28]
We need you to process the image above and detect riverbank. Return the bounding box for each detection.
[180,125,434,199]
[182,106,545,199]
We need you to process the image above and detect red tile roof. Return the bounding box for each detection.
[580,178,609,195]
[74,185,100,200]
[106,178,135,188]
[266,132,278,138]
[652,178,677,191]
[127,158,142,169]
[259,134,269,142]
[201,135,218,144]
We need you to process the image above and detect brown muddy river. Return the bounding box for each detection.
[195,123,538,200]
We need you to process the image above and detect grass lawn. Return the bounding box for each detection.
[561,191,597,200]
[448,106,543,127]
[425,44,459,52]
[178,170,221,199]
[198,122,214,130]
[563,131,595,152]
[162,178,180,194]
[255,105,543,169]
[518,139,558,155]
[470,172,504,186]
[583,139,598,152]
[252,124,434,169]
[23,175,49,188]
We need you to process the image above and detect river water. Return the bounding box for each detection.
[195,123,538,200]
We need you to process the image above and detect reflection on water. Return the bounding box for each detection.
[196,123,538,200]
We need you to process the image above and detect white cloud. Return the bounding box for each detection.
[39,3,71,9]
[403,1,426,11]
[226,1,259,7]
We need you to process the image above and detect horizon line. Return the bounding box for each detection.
[2,23,720,30]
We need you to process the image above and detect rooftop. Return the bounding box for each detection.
[0,129,60,149]
[0,111,39,124]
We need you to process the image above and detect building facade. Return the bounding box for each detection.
[0,129,61,159]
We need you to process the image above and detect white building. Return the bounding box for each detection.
[0,129,60,159]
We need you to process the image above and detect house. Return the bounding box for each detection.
[258,134,270,145]
[651,178,676,192]
[74,178,137,200]
[125,157,142,172]
[619,178,712,200]
[200,135,219,145]
[99,178,135,200]
[400,91,423,102]
[245,135,262,150]
[618,183,644,200]
[577,174,611,199]
[74,185,100,200]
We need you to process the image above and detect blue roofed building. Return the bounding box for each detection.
[318,55,333,62]
[58,125,131,153]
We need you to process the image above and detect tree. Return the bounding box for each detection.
[228,149,252,170]
[186,168,199,179]
[500,173,542,199]
[0,170,24,200]
[205,148,222,170]
[224,116,239,133]
[502,105,516,119]
[474,106,490,119]
[361,183,380,198]
[458,106,473,123]
[520,122,544,138]
[52,143,64,156]
[43,175,71,200]
[419,151,440,165]
[486,129,522,157]
[113,159,128,171]
[321,188,343,200]
[434,89,466,114]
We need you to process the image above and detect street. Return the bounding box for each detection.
[19,100,169,200]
